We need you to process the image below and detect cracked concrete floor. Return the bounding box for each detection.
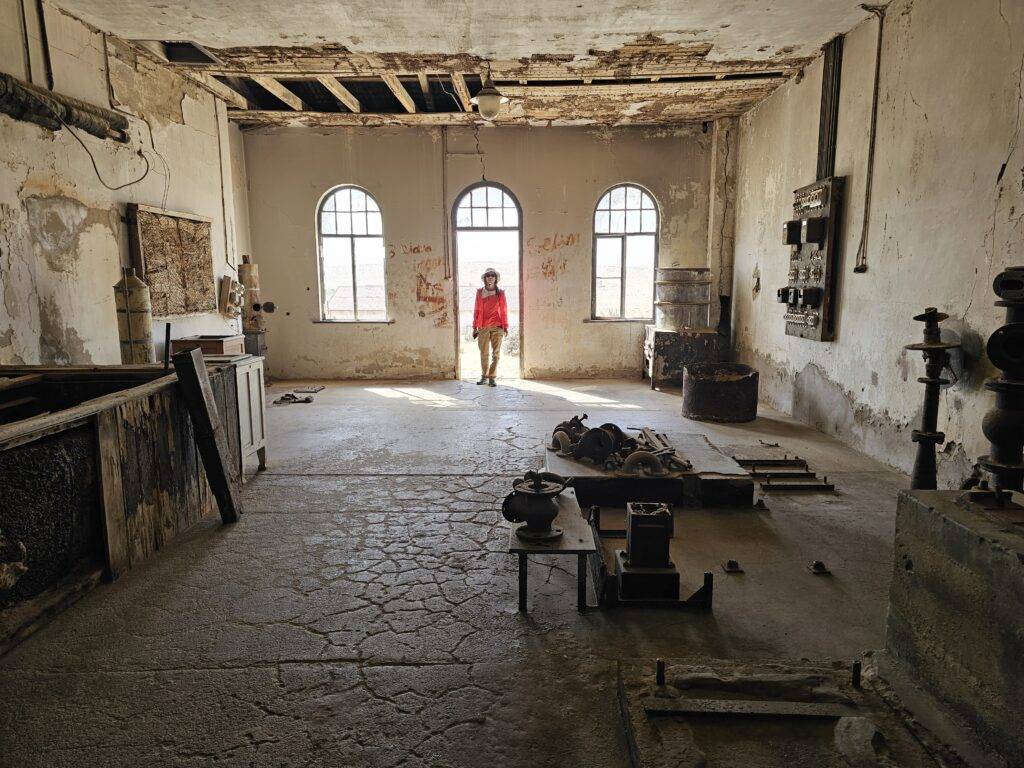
[1,379,907,767]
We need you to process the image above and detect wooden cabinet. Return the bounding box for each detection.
[233,356,267,474]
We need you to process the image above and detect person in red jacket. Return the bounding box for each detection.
[472,268,508,386]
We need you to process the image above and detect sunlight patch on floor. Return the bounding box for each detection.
[503,379,642,409]
[364,387,462,407]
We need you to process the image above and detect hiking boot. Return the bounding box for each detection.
[476,377,487,385]
[488,378,497,387]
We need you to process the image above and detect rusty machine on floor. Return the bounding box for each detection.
[548,415,692,476]
[776,177,844,341]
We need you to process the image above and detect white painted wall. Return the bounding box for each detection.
[731,0,1024,485]
[244,124,712,380]
[0,1,248,365]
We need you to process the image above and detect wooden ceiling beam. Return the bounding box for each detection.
[417,73,435,111]
[381,73,416,113]
[316,75,361,112]
[451,73,472,111]
[196,73,248,110]
[251,75,304,110]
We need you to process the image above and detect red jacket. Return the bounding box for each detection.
[473,289,508,331]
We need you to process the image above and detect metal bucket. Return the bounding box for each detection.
[682,362,758,423]
[654,268,712,331]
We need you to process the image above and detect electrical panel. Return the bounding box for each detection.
[776,177,844,341]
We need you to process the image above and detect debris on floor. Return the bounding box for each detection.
[274,393,313,405]
[294,385,325,394]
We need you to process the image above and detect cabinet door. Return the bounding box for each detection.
[248,360,265,447]
[236,364,254,454]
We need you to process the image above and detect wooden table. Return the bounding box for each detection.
[507,488,597,613]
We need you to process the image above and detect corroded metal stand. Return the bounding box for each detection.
[905,308,959,490]
[979,267,1024,493]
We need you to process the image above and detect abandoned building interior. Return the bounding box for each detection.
[2,0,1024,766]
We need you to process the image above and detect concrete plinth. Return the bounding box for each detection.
[886,490,1024,765]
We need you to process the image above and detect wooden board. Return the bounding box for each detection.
[172,349,242,523]
[127,203,216,316]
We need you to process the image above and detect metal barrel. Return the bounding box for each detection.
[654,267,712,331]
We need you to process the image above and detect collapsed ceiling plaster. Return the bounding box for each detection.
[54,0,874,126]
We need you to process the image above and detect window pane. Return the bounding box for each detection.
[366,196,380,212]
[471,187,487,206]
[488,208,503,227]
[610,186,626,208]
[323,194,336,212]
[351,190,367,212]
[367,211,383,235]
[337,211,352,234]
[472,208,487,227]
[336,187,351,212]
[624,234,656,319]
[641,193,654,210]
[321,212,337,235]
[456,206,472,227]
[641,210,656,232]
[503,206,518,227]
[351,212,367,235]
[354,237,386,321]
[626,210,641,233]
[321,237,354,320]
[595,278,621,317]
[487,187,502,206]
[610,210,625,233]
[597,192,611,211]
[595,237,622,278]
[593,210,609,234]
[626,186,641,208]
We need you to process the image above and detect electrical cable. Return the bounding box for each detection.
[22,85,152,190]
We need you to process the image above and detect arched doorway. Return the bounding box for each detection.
[452,183,523,379]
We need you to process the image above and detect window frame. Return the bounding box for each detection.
[590,183,660,321]
[315,184,388,323]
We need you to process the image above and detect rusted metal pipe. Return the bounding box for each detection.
[0,72,129,141]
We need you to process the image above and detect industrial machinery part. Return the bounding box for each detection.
[681,362,758,422]
[625,502,674,568]
[548,417,692,475]
[550,413,589,455]
[573,425,619,463]
[777,177,845,341]
[501,471,570,541]
[733,455,835,492]
[979,266,1024,492]
[0,72,128,141]
[905,307,960,490]
[113,267,154,364]
[654,267,712,331]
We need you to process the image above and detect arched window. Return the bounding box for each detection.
[592,184,658,319]
[317,186,386,321]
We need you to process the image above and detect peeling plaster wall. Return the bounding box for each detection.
[731,0,1024,486]
[244,124,711,379]
[0,1,248,365]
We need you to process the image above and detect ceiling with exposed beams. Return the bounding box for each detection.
[57,0,875,127]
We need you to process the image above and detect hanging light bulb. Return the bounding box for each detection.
[470,65,508,121]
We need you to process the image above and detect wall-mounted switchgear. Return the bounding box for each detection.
[777,177,844,341]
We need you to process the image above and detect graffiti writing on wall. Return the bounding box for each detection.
[527,231,580,257]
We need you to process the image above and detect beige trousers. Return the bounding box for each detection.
[477,326,504,378]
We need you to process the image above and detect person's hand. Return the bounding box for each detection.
[502,328,508,336]
[472,329,478,339]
